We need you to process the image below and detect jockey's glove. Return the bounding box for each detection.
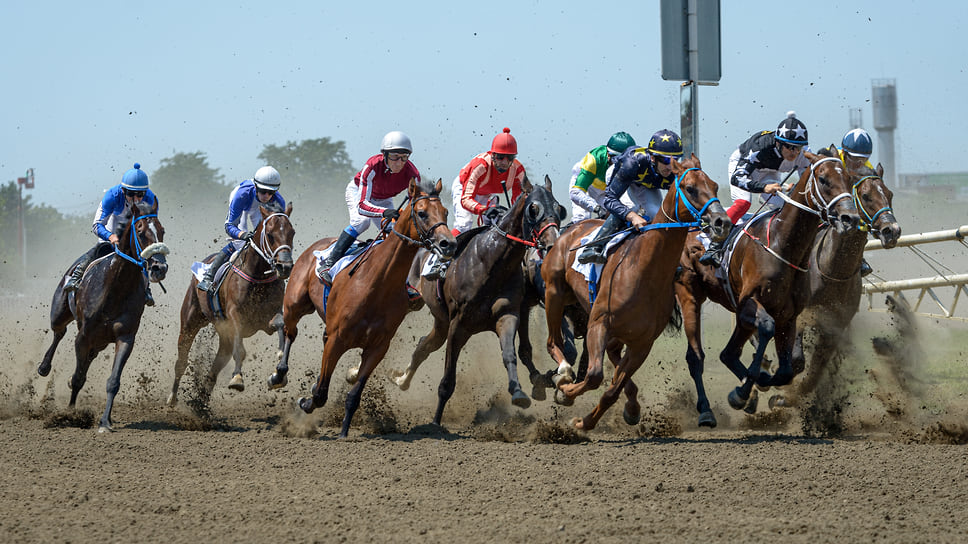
[593,205,609,219]
[382,208,400,220]
[484,205,508,223]
[240,231,255,241]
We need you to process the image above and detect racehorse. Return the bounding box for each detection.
[167,200,295,407]
[674,151,860,426]
[37,199,169,432]
[768,158,900,408]
[543,156,732,430]
[390,175,565,425]
[267,178,455,438]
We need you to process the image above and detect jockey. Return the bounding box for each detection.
[423,128,526,281]
[197,166,287,292]
[568,131,636,223]
[319,131,420,284]
[837,128,876,277]
[577,129,682,265]
[699,111,812,267]
[63,163,159,306]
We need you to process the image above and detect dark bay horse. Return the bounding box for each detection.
[167,200,295,407]
[543,156,732,430]
[390,175,565,425]
[674,152,860,426]
[267,178,455,438]
[37,200,169,432]
[768,159,900,408]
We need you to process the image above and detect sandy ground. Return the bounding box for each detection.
[3,272,968,543]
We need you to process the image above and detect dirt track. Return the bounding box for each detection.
[3,279,968,542]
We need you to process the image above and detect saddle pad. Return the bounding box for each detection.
[569,226,632,283]
[313,239,382,281]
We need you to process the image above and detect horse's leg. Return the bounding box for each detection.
[515,302,551,402]
[557,319,607,404]
[393,315,447,391]
[604,339,641,426]
[573,343,651,431]
[768,316,797,387]
[339,340,392,438]
[168,302,207,407]
[99,335,136,433]
[544,282,576,385]
[38,290,74,377]
[268,294,316,390]
[725,305,772,411]
[69,339,98,408]
[297,335,349,414]
[204,333,235,398]
[433,326,471,426]
[679,286,716,427]
[227,325,247,392]
[271,312,285,362]
[496,313,530,409]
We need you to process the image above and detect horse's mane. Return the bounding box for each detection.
[415,178,440,196]
[261,199,285,214]
[817,145,837,158]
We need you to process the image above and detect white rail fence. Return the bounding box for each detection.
[862,225,968,321]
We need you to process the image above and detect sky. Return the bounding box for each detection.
[3,0,967,216]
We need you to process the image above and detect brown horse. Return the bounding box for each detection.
[543,156,732,430]
[390,176,564,425]
[167,200,295,407]
[267,178,456,438]
[675,151,860,426]
[37,200,169,432]
[768,159,900,408]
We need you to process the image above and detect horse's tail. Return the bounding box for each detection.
[664,297,683,337]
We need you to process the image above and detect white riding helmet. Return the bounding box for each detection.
[380,131,413,154]
[253,166,281,191]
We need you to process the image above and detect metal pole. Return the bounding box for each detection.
[687,0,699,157]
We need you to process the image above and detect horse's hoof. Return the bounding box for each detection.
[97,424,114,433]
[391,370,411,391]
[727,388,749,410]
[267,373,288,390]
[768,395,788,410]
[554,388,574,406]
[743,391,759,414]
[346,366,359,385]
[698,411,717,428]
[228,374,244,392]
[297,397,315,414]
[570,417,584,430]
[623,405,641,426]
[552,365,575,387]
[511,390,531,409]
[37,362,51,377]
[770,369,794,387]
[530,383,546,402]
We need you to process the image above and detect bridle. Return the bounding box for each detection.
[241,212,294,279]
[775,157,854,223]
[114,212,169,275]
[851,174,894,232]
[391,194,450,255]
[656,167,720,231]
[490,195,561,258]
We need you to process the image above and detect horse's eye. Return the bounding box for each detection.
[417,210,428,220]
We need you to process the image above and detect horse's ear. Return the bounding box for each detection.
[671,159,684,174]
[285,201,293,216]
[522,175,533,195]
[408,177,419,199]
[875,163,884,177]
[543,174,553,192]
[150,196,159,214]
[690,153,701,169]
[804,151,819,163]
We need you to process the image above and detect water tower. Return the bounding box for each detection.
[872,79,898,186]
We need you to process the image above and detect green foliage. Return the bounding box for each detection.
[257,137,356,205]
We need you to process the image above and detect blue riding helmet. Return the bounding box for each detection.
[775,111,808,146]
[842,128,873,158]
[647,129,683,157]
[121,163,149,190]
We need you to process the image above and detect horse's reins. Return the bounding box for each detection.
[852,174,893,231]
[234,212,292,282]
[112,211,170,293]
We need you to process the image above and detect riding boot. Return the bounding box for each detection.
[320,231,357,284]
[63,252,94,293]
[698,240,724,267]
[577,214,622,265]
[198,250,231,292]
[145,285,155,307]
[860,258,873,277]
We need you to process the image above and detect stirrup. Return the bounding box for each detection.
[698,250,721,267]
[320,268,334,284]
[197,278,214,292]
[577,249,606,265]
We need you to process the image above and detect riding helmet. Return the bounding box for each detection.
[253,166,282,191]
[775,111,809,146]
[490,127,518,155]
[606,132,636,156]
[380,131,413,154]
[121,163,149,190]
[647,129,684,157]
[842,128,873,158]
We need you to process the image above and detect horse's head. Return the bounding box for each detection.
[255,200,296,279]
[852,162,901,248]
[519,175,566,258]
[404,177,456,260]
[122,199,169,283]
[801,149,860,234]
[670,155,732,243]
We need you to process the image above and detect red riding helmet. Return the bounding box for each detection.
[490,127,518,155]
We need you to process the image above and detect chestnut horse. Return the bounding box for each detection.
[37,199,169,432]
[167,200,295,407]
[390,176,565,425]
[674,152,860,426]
[267,178,455,438]
[543,156,732,430]
[768,159,900,408]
